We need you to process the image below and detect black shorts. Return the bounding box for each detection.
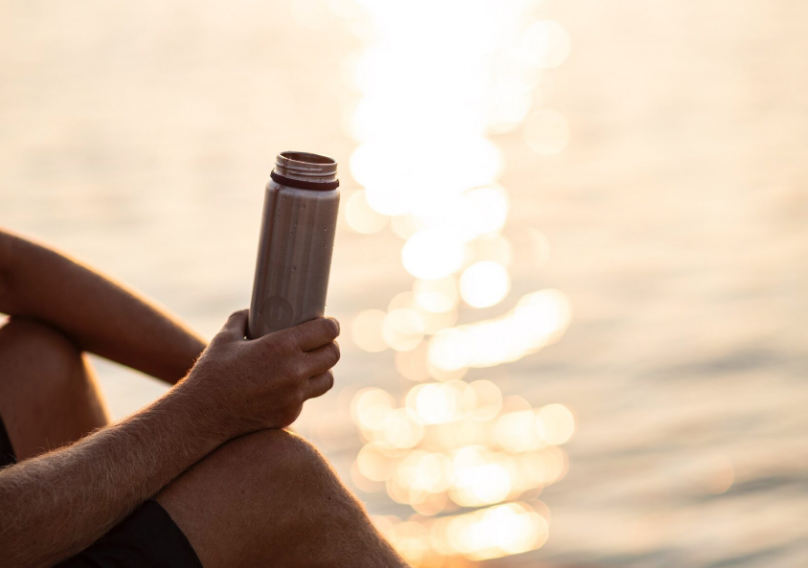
[0,415,204,568]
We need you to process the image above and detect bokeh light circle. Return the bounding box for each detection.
[351,309,388,352]
[459,261,511,308]
[402,229,466,279]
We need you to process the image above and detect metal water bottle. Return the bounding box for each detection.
[248,151,340,339]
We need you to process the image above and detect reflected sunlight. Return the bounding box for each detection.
[331,0,574,563]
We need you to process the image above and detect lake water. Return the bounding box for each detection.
[1,1,806,566]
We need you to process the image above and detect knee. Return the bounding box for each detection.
[157,428,352,528]
[220,429,333,485]
[0,316,85,394]
[157,429,392,568]
[175,428,353,513]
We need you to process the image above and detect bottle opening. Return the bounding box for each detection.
[275,151,338,183]
[281,151,335,165]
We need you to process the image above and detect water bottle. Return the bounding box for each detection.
[248,151,340,339]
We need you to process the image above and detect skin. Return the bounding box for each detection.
[0,318,109,461]
[0,228,408,568]
[156,429,407,568]
[0,230,206,386]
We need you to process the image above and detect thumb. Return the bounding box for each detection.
[217,309,249,340]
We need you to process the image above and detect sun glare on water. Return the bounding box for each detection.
[324,0,573,564]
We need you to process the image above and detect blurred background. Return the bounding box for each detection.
[2,0,807,566]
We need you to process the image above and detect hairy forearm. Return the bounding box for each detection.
[0,229,206,384]
[0,380,227,568]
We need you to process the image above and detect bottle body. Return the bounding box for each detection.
[248,152,340,339]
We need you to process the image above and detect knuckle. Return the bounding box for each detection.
[322,317,339,338]
[272,334,298,355]
[330,341,341,364]
[292,359,309,379]
[209,331,227,346]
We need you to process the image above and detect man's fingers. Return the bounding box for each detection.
[302,341,340,376]
[307,370,334,399]
[219,309,249,339]
[287,317,340,352]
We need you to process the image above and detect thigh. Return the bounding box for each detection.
[0,317,109,461]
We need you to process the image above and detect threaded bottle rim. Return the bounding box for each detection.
[274,151,338,184]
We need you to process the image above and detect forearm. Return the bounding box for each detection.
[0,379,227,568]
[0,229,206,384]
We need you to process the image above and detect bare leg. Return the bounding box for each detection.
[156,429,409,568]
[0,317,109,461]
